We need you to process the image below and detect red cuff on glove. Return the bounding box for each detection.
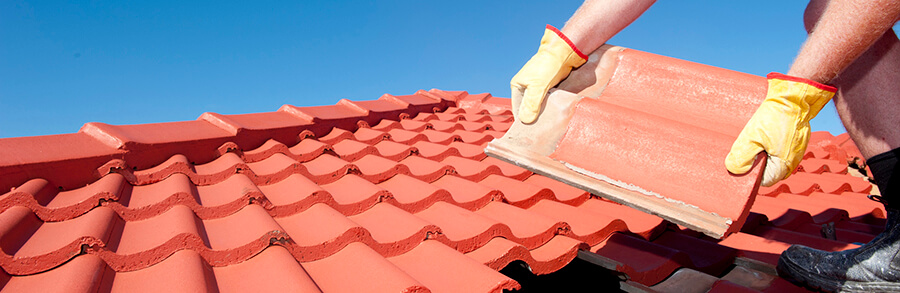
[767,72,837,92]
[545,24,588,60]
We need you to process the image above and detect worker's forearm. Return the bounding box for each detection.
[561,0,656,55]
[788,0,900,84]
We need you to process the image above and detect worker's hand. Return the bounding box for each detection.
[725,73,837,186]
[511,25,588,124]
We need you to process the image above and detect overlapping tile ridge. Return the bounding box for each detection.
[0,85,880,292]
[0,89,585,292]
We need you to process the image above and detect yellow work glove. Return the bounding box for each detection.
[725,73,837,186]
[511,25,588,124]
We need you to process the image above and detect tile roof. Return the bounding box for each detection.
[0,87,879,292]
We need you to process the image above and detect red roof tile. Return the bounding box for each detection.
[593,232,691,286]
[486,47,768,239]
[0,67,881,292]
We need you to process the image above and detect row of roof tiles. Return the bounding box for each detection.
[0,89,881,292]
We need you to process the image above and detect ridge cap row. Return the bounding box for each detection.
[0,89,496,192]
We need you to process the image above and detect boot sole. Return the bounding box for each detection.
[778,256,900,292]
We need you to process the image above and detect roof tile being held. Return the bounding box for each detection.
[486,45,768,239]
[0,51,880,292]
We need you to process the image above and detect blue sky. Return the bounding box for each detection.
[1,1,847,138]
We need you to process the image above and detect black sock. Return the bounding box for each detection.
[868,148,900,208]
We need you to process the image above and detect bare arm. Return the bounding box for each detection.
[561,0,657,55]
[788,0,900,83]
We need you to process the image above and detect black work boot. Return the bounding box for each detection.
[777,149,900,292]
